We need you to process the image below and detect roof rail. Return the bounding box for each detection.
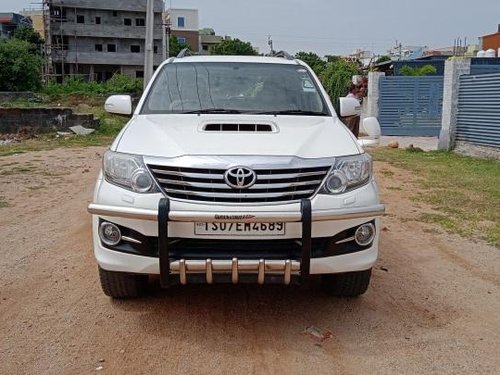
[177,48,193,58]
[273,50,295,60]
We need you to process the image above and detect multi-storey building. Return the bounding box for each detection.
[0,12,32,39]
[45,0,164,81]
[199,28,224,55]
[165,8,199,53]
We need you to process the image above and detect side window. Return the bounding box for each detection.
[177,17,185,28]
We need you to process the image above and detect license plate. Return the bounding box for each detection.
[194,222,285,236]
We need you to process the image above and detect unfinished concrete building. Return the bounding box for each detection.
[44,0,164,81]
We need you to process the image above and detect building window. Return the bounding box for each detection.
[95,44,103,52]
[76,15,85,24]
[113,11,118,17]
[130,45,141,53]
[177,37,186,45]
[95,16,101,24]
[135,18,145,27]
[154,45,158,54]
[107,44,116,52]
[136,71,144,78]
[177,17,185,28]
[202,45,208,51]
[124,18,132,26]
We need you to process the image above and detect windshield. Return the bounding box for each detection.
[141,62,330,116]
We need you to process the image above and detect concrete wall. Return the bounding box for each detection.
[0,108,99,134]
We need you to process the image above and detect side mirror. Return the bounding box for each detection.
[104,95,132,115]
[339,97,361,117]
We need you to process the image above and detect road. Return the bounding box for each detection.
[0,146,499,374]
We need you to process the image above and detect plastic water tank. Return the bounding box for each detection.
[477,50,486,57]
[362,117,381,138]
[485,49,496,57]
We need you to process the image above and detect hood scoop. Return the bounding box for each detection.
[203,123,275,132]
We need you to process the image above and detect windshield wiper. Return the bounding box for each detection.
[181,108,245,114]
[256,109,327,116]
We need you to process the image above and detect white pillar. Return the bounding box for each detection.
[366,72,385,118]
[438,58,471,150]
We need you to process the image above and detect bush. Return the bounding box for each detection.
[44,74,142,97]
[399,64,437,76]
[0,39,43,91]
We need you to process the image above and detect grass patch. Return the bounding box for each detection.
[0,133,115,157]
[0,196,8,208]
[380,169,395,177]
[370,148,500,247]
[0,166,35,175]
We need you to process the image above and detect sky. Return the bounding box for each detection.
[2,0,499,56]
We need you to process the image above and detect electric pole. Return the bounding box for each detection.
[144,0,155,88]
[268,35,274,56]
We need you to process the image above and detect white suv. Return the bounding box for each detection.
[88,55,384,298]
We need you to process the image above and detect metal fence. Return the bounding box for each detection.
[378,76,444,136]
[456,72,500,148]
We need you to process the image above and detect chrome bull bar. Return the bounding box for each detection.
[170,259,301,285]
[158,198,312,287]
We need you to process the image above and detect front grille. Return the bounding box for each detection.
[147,165,331,203]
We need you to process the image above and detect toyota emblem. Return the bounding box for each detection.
[224,167,257,189]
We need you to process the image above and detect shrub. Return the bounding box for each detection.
[44,74,142,96]
[0,39,43,91]
[399,64,437,76]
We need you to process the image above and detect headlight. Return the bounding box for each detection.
[103,151,157,193]
[321,153,372,194]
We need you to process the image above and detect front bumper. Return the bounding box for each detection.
[89,195,384,286]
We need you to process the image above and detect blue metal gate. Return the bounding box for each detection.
[456,72,500,148]
[378,76,444,136]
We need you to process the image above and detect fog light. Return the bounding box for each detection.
[355,223,375,246]
[99,222,121,246]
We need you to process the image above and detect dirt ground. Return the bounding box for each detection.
[0,146,499,375]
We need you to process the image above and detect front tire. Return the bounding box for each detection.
[98,267,148,299]
[321,269,372,297]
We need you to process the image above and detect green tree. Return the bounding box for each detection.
[209,38,258,56]
[294,51,327,76]
[319,59,361,105]
[168,36,191,57]
[325,55,342,63]
[399,64,437,76]
[13,25,44,54]
[375,55,391,64]
[0,39,43,91]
